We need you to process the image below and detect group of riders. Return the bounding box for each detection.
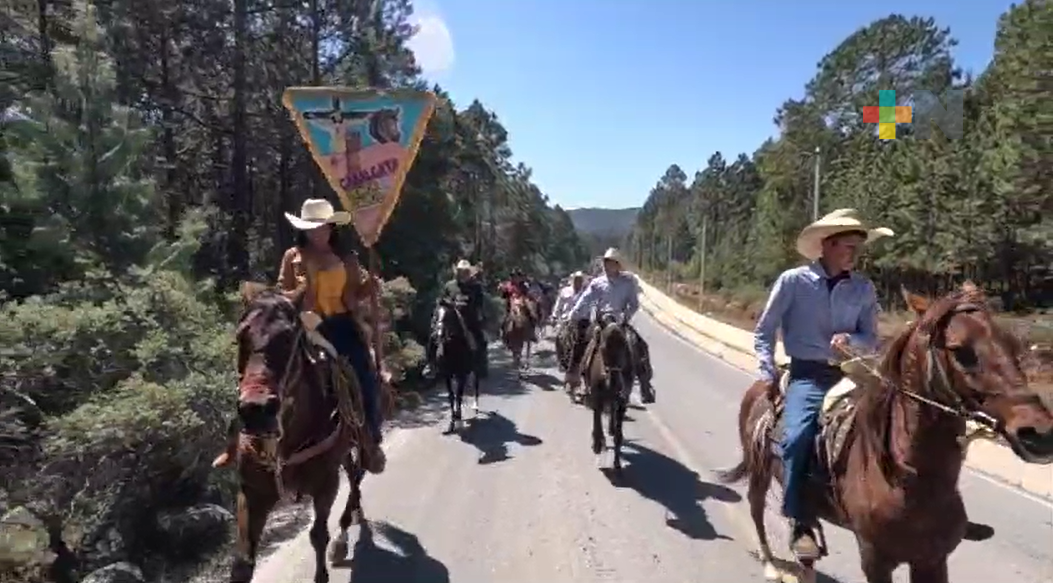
[232,198,1020,581]
[421,247,655,404]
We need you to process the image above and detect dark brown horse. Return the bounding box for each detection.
[504,296,535,373]
[212,284,370,583]
[586,315,635,474]
[718,282,1053,583]
[435,299,480,432]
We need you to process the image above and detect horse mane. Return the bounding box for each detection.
[852,288,987,497]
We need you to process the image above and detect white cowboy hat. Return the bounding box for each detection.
[284,198,352,231]
[454,259,472,271]
[601,248,622,264]
[796,208,894,261]
[571,270,585,278]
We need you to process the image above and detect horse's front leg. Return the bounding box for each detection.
[610,395,626,472]
[908,558,949,583]
[455,373,466,423]
[591,388,605,456]
[471,368,480,413]
[445,376,457,433]
[229,477,279,583]
[329,455,365,566]
[309,469,340,583]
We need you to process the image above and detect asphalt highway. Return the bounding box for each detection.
[240,312,1053,583]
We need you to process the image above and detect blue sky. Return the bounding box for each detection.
[409,0,1010,210]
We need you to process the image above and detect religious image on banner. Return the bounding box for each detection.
[282,88,436,246]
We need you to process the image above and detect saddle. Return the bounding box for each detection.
[770,361,867,476]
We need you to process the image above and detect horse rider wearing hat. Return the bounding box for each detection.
[754,208,894,559]
[277,198,388,473]
[498,268,538,342]
[423,259,488,379]
[553,271,587,370]
[562,248,655,404]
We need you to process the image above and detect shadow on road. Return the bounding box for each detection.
[349,521,449,583]
[602,442,741,541]
[388,345,530,431]
[457,410,543,465]
[520,371,561,391]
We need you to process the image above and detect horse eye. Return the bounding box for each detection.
[951,346,978,369]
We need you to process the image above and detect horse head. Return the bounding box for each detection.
[235,282,307,435]
[894,281,1053,464]
[596,314,633,393]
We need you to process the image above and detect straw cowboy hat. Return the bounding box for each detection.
[454,259,473,271]
[284,198,351,231]
[602,248,623,264]
[571,270,585,278]
[796,209,894,261]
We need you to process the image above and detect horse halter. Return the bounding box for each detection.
[846,302,1001,432]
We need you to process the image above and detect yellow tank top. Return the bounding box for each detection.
[312,266,348,317]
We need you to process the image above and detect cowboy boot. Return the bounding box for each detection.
[789,519,821,561]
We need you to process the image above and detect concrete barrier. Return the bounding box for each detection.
[635,276,1053,500]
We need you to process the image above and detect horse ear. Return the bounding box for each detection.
[240,281,270,305]
[900,286,931,316]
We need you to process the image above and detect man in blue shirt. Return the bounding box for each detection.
[754,209,892,559]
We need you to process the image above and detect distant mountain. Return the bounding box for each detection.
[566,207,639,257]
[565,207,639,237]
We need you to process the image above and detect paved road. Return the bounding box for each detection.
[245,313,1053,583]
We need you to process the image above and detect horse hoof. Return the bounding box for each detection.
[328,535,349,565]
[471,400,479,412]
[761,561,781,581]
[796,566,817,583]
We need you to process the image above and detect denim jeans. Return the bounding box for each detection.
[318,312,382,446]
[780,359,842,521]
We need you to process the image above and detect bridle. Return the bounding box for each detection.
[841,302,1002,434]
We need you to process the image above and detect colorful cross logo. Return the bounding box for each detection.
[862,90,912,140]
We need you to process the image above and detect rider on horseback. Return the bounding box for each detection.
[562,248,654,403]
[424,259,488,379]
[499,268,538,342]
[753,209,891,558]
[553,271,587,370]
[277,198,387,474]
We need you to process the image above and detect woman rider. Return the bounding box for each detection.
[277,198,386,474]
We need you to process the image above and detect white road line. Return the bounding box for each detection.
[639,310,1053,510]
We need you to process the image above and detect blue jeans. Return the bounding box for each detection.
[318,313,382,446]
[780,359,842,521]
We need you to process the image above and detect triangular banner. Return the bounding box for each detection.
[282,87,437,247]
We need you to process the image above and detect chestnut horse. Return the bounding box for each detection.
[504,296,535,372]
[213,284,371,583]
[719,283,1053,583]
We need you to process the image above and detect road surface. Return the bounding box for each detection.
[241,313,1053,583]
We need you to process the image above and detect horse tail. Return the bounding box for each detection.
[716,380,772,484]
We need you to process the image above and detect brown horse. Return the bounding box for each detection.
[718,282,1053,583]
[213,284,371,583]
[586,315,635,474]
[504,296,535,372]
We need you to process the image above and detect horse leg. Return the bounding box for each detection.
[856,537,895,583]
[908,558,949,583]
[610,396,626,472]
[308,469,339,583]
[445,376,457,433]
[455,373,466,426]
[329,455,365,565]
[471,370,480,413]
[591,389,605,456]
[748,463,780,581]
[229,482,279,583]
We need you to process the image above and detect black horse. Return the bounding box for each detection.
[586,314,635,474]
[435,299,480,432]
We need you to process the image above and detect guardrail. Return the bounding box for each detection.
[634,274,1053,499]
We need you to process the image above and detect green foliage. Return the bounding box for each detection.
[1,0,587,580]
[629,6,1053,308]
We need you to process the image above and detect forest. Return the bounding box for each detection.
[0,1,588,581]
[627,7,1051,313]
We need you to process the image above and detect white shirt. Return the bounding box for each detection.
[552,284,584,321]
